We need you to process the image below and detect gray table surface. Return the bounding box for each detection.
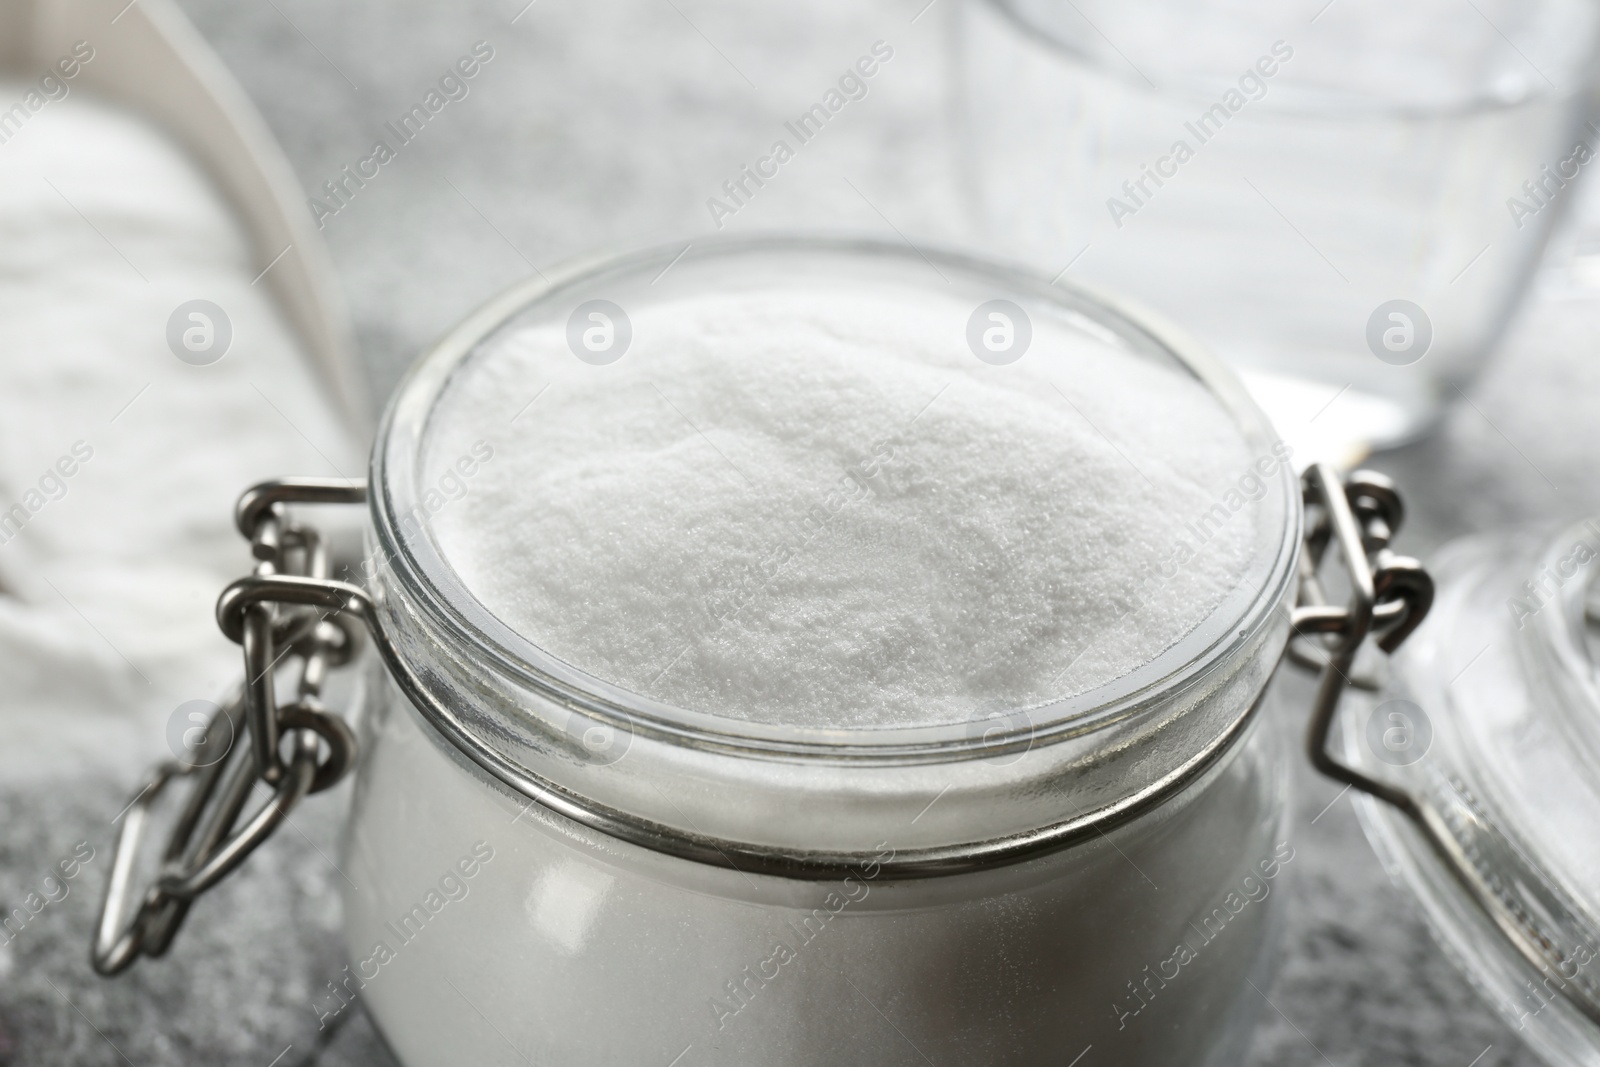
[9,0,1600,1063]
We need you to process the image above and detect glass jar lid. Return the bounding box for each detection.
[367,235,1300,870]
[1357,520,1600,1060]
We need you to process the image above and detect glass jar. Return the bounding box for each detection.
[339,237,1301,1066]
[99,237,1443,1066]
[956,0,1600,464]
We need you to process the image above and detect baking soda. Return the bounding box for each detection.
[349,670,1283,1065]
[424,287,1261,728]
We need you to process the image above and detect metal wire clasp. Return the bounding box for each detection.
[91,478,369,976]
[1294,463,1433,811]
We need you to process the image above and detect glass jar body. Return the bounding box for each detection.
[338,663,1290,1067]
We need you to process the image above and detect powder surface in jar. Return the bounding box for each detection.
[421,286,1267,729]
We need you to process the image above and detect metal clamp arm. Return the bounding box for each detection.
[1296,463,1432,817]
[91,478,370,976]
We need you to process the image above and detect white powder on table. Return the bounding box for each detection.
[0,85,359,777]
[424,286,1263,729]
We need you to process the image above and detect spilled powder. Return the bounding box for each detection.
[0,85,359,776]
[423,288,1262,729]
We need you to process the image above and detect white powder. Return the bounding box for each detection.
[349,666,1284,1066]
[424,286,1262,729]
[0,86,358,777]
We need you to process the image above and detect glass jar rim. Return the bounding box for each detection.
[368,233,1301,763]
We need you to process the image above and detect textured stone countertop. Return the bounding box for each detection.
[7,0,1600,1063]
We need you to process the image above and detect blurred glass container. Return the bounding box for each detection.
[956,0,1600,465]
